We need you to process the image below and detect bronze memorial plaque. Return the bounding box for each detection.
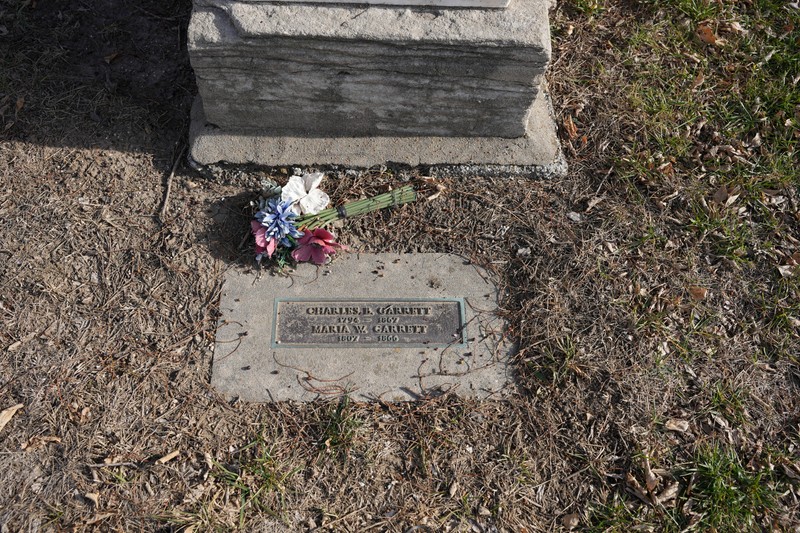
[273,299,466,348]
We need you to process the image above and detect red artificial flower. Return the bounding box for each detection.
[251,220,277,258]
[291,228,344,265]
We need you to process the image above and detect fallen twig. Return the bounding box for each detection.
[158,145,186,223]
[87,462,139,468]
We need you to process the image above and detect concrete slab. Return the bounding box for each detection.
[212,254,513,402]
[189,89,564,169]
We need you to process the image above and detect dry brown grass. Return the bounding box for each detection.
[1,0,799,531]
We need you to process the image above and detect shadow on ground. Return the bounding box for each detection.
[1,0,194,158]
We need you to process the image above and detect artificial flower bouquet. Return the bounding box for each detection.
[250,172,419,267]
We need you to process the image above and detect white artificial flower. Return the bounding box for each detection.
[281,172,330,216]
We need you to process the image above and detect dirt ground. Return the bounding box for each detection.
[1,0,799,531]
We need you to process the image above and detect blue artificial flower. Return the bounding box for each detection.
[255,198,303,247]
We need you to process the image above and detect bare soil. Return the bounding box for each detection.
[1,0,798,531]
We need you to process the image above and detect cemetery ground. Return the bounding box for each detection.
[0,0,798,530]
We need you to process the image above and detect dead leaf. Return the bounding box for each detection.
[155,450,180,464]
[643,456,660,493]
[448,482,458,498]
[6,332,34,352]
[561,512,580,529]
[696,23,717,45]
[726,21,748,35]
[6,340,22,352]
[0,404,23,433]
[778,264,796,278]
[426,184,446,201]
[85,492,100,506]
[755,362,776,373]
[563,115,579,140]
[712,185,729,205]
[22,435,61,451]
[104,52,120,64]
[586,197,603,212]
[625,472,651,504]
[665,418,690,433]
[656,482,681,505]
[783,463,800,481]
[688,286,708,301]
[725,193,740,207]
[711,413,729,429]
[683,51,702,63]
[691,71,705,90]
[86,513,114,526]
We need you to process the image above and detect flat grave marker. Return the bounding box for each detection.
[213,253,512,402]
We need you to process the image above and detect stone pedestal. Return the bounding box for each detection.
[188,0,563,171]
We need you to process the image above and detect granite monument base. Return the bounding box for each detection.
[188,0,563,172]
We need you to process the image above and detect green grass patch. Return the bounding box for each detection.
[708,380,749,424]
[567,0,606,17]
[687,201,752,262]
[526,336,580,386]
[618,0,799,225]
[588,444,778,531]
[587,495,651,532]
[688,444,777,530]
[210,435,301,529]
[317,396,362,457]
[667,0,722,22]
[763,276,800,334]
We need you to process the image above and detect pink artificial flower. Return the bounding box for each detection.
[251,220,277,258]
[291,228,344,265]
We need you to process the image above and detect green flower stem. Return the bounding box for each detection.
[296,185,417,230]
